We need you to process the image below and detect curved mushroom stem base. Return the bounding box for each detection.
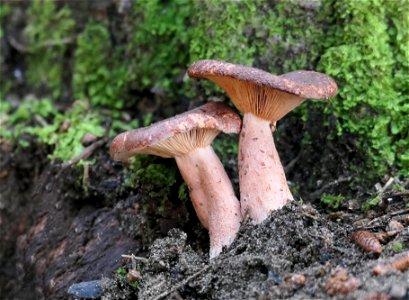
[239,113,293,224]
[175,146,242,258]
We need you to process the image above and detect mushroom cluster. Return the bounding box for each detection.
[188,60,338,223]
[110,60,338,258]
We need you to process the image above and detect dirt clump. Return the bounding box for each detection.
[128,203,408,300]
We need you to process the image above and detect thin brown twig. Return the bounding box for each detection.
[8,35,74,53]
[33,114,49,127]
[389,208,409,217]
[121,254,149,264]
[365,208,409,227]
[310,176,352,199]
[375,177,395,194]
[82,162,90,192]
[382,190,409,199]
[284,152,301,174]
[353,224,384,231]
[61,137,107,169]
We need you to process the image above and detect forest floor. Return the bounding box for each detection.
[0,139,408,300]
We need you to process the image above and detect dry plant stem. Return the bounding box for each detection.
[175,146,242,258]
[239,113,293,223]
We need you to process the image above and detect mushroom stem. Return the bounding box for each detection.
[239,113,293,223]
[175,146,242,258]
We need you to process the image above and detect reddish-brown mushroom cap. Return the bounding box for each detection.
[110,102,241,162]
[188,59,338,99]
[188,59,338,122]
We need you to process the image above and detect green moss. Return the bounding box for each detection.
[190,0,257,65]
[1,98,105,162]
[109,118,140,139]
[129,0,193,93]
[213,135,239,166]
[116,266,127,277]
[0,3,11,38]
[124,156,178,212]
[187,0,326,95]
[391,242,404,253]
[73,21,129,109]
[33,101,105,161]
[0,98,57,147]
[320,193,345,209]
[254,0,327,74]
[116,265,141,289]
[318,0,409,176]
[178,183,188,202]
[362,195,381,212]
[24,0,75,98]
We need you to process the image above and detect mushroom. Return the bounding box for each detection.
[188,60,338,223]
[110,102,242,258]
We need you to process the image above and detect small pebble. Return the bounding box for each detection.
[320,251,330,264]
[81,133,98,146]
[389,283,406,300]
[386,220,404,232]
[324,267,359,296]
[267,271,282,284]
[13,68,23,82]
[68,280,103,299]
[127,269,142,283]
[284,273,305,286]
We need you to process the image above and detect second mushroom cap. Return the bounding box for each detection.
[110,101,241,162]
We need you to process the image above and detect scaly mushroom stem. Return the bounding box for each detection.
[239,113,293,223]
[175,146,242,258]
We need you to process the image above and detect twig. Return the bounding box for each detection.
[33,114,49,127]
[382,190,409,200]
[354,224,384,231]
[61,138,107,169]
[310,176,352,199]
[82,162,90,193]
[40,37,74,47]
[366,208,409,227]
[151,265,211,300]
[121,254,149,264]
[389,208,409,217]
[7,36,27,52]
[381,177,395,193]
[8,35,74,53]
[284,152,301,174]
[375,177,395,194]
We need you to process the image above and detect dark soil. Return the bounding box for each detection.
[109,203,409,300]
[1,140,408,300]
